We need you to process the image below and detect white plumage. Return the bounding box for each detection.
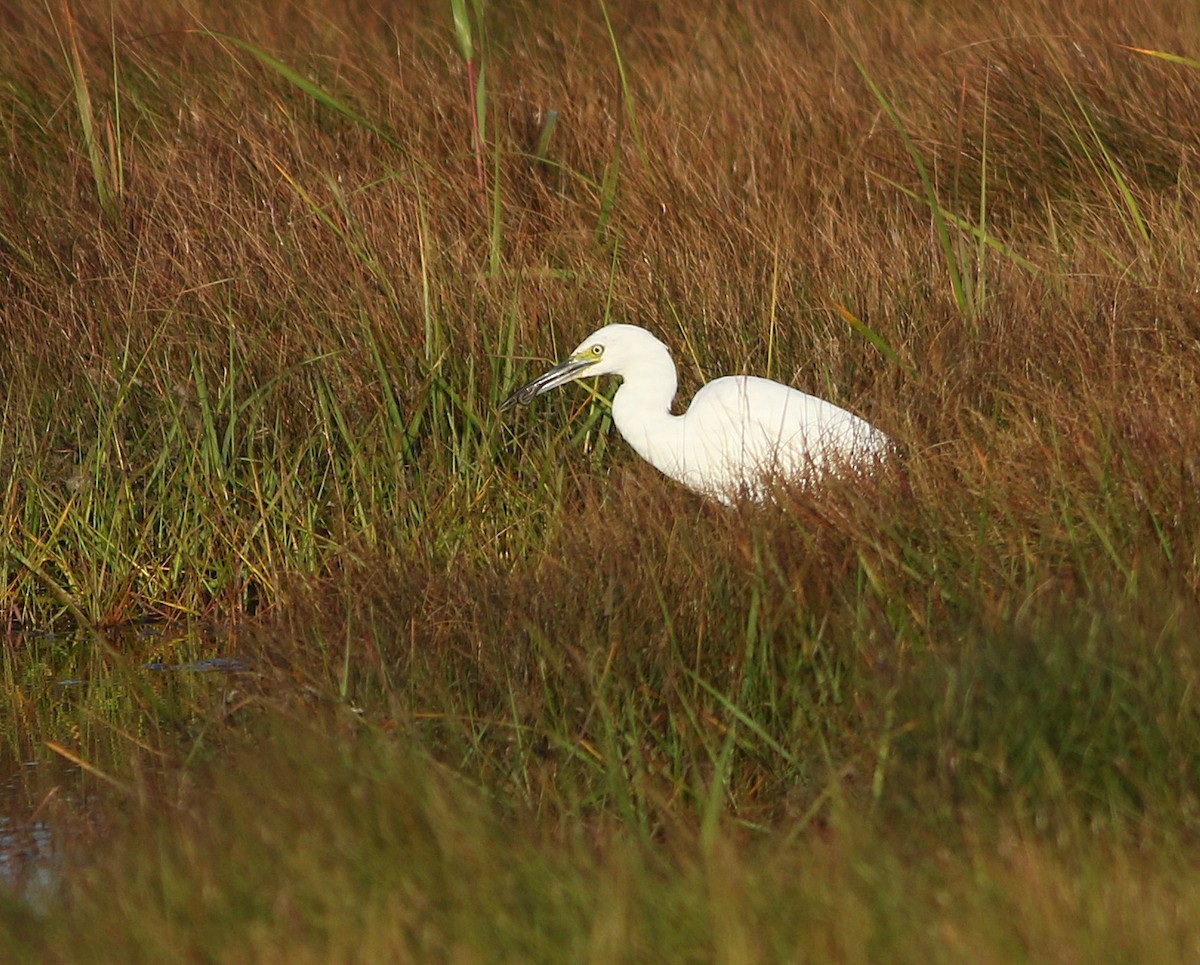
[502,324,890,503]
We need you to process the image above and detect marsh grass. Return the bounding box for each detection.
[3,0,1200,957]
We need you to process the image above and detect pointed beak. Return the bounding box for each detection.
[500,355,599,411]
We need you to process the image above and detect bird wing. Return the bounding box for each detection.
[681,376,885,495]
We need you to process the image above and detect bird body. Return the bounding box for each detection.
[502,324,889,503]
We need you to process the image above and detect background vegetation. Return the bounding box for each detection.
[2,0,1200,959]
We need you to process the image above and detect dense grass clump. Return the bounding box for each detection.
[3,0,1200,958]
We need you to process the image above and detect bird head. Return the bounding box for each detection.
[500,324,653,410]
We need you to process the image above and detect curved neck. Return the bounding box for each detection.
[609,344,683,473]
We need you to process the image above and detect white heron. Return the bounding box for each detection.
[501,324,891,503]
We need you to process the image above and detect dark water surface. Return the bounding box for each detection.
[1,622,253,907]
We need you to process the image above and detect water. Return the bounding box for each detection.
[0,621,254,908]
[0,762,69,911]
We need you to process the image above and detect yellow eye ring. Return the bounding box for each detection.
[591,345,604,357]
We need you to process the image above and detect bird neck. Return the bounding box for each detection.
[609,350,683,472]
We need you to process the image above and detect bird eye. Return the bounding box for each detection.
[590,345,604,357]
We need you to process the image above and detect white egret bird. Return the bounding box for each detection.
[501,324,890,503]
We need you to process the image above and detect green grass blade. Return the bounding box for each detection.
[850,54,969,318]
[202,31,400,149]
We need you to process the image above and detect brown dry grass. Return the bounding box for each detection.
[3,0,1200,959]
